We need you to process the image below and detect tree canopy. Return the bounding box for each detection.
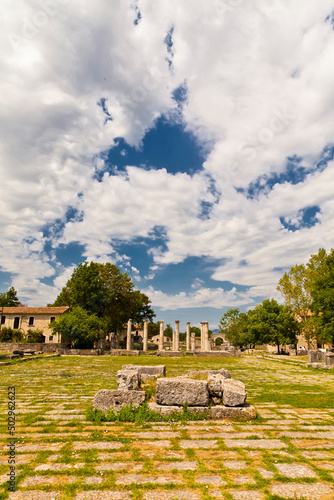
[311,249,334,345]
[50,262,155,333]
[49,307,104,348]
[277,248,327,347]
[0,287,21,307]
[219,300,300,352]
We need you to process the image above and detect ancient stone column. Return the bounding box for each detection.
[186,322,191,351]
[159,320,164,351]
[143,319,148,353]
[175,320,180,351]
[204,321,210,351]
[200,322,205,351]
[191,331,196,351]
[126,319,132,351]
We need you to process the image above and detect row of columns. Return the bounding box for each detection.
[125,319,210,352]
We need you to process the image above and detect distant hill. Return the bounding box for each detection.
[211,328,220,334]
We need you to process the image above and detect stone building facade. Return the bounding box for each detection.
[0,307,70,343]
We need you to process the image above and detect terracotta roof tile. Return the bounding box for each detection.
[1,307,70,314]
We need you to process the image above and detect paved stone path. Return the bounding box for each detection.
[1,400,334,499]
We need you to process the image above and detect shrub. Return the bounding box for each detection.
[86,403,209,424]
[25,329,45,343]
[0,327,24,342]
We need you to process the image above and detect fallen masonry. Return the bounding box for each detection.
[93,365,256,420]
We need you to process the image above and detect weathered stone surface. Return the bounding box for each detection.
[93,389,145,413]
[223,378,247,407]
[156,378,209,406]
[208,373,227,402]
[122,364,166,377]
[270,482,333,499]
[116,370,139,390]
[156,351,184,357]
[148,402,209,417]
[210,404,256,421]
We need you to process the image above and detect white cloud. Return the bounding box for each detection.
[1,0,334,313]
[143,285,251,311]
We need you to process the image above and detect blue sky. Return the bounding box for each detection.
[1,0,334,330]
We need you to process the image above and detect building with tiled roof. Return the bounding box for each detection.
[0,307,70,343]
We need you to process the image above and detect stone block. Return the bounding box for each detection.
[210,404,256,421]
[117,370,139,390]
[122,364,166,377]
[208,374,225,402]
[193,351,232,357]
[93,389,145,414]
[156,378,209,406]
[148,402,209,417]
[223,378,247,407]
[156,351,184,357]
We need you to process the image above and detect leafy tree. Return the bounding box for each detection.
[277,248,327,348]
[248,299,300,353]
[147,321,160,339]
[311,249,334,345]
[164,323,173,339]
[219,308,251,348]
[0,287,21,307]
[50,262,155,332]
[49,307,105,348]
[190,326,201,337]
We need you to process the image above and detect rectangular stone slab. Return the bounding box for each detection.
[93,389,145,414]
[156,378,209,406]
[148,402,209,417]
[122,365,166,377]
[210,404,256,421]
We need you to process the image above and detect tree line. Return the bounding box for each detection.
[219,248,334,351]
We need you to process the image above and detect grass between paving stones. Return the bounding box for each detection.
[0,354,334,499]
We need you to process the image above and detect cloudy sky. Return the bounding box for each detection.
[1,0,334,329]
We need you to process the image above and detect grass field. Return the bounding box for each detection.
[0,354,333,499]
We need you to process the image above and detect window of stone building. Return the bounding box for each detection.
[13,317,20,329]
[28,316,34,326]
[50,317,55,323]
[1,315,5,324]
[49,335,54,341]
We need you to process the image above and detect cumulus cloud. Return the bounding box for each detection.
[1,0,334,312]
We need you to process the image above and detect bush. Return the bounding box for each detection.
[25,329,45,343]
[0,327,24,342]
[86,403,209,424]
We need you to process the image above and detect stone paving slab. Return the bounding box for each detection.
[72,441,125,450]
[115,474,183,485]
[157,460,198,470]
[75,493,132,500]
[270,482,333,498]
[142,492,201,500]
[96,462,143,471]
[274,462,318,478]
[179,439,218,448]
[8,493,61,500]
[224,438,288,449]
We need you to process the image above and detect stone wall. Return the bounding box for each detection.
[0,342,69,353]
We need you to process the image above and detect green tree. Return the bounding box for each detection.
[0,287,21,307]
[49,307,105,348]
[50,262,155,332]
[219,308,250,348]
[147,321,160,339]
[190,326,201,337]
[248,299,300,353]
[277,248,327,348]
[164,323,173,339]
[311,249,334,345]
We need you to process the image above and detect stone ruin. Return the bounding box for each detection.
[93,364,256,421]
[307,350,334,369]
[110,319,241,358]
